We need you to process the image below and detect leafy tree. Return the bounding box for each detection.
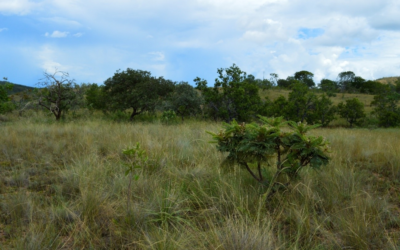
[195,64,261,122]
[285,83,317,123]
[350,76,366,92]
[255,78,273,90]
[208,116,330,199]
[104,68,175,121]
[337,71,355,92]
[361,80,386,94]
[308,94,336,126]
[337,98,366,127]
[395,78,400,93]
[0,77,14,114]
[277,76,303,89]
[294,70,315,88]
[269,73,279,87]
[85,83,107,110]
[163,82,203,121]
[264,95,289,119]
[371,88,400,127]
[37,71,77,121]
[319,79,339,94]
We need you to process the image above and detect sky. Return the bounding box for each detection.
[1,0,400,87]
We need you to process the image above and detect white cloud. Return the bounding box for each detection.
[148,52,165,61]
[3,0,400,85]
[0,28,8,32]
[0,0,38,15]
[36,45,68,73]
[45,31,69,38]
[40,17,82,28]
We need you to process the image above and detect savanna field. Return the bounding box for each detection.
[1,110,400,250]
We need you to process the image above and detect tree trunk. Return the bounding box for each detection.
[130,108,139,121]
[55,110,62,121]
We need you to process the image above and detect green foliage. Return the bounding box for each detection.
[85,83,107,111]
[294,70,315,88]
[395,78,400,93]
[309,94,336,126]
[337,98,366,127]
[208,116,330,199]
[270,95,288,117]
[285,83,316,123]
[37,71,77,121]
[319,79,339,94]
[263,86,335,126]
[337,71,355,92]
[350,77,386,94]
[160,110,178,125]
[122,143,148,213]
[195,64,262,122]
[0,78,15,114]
[371,88,400,127]
[104,68,175,121]
[163,82,203,121]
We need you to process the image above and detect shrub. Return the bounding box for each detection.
[337,98,366,127]
[208,116,330,200]
[160,110,178,125]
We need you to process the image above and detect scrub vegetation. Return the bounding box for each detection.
[1,67,400,249]
[1,112,400,249]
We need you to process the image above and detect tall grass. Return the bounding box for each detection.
[1,113,400,249]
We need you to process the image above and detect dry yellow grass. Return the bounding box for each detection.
[1,112,400,249]
[376,76,400,85]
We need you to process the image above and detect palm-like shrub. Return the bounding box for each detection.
[208,116,330,199]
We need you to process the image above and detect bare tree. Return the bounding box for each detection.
[37,70,76,121]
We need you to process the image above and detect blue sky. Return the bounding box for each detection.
[1,0,400,87]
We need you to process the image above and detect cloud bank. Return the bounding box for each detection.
[0,0,399,86]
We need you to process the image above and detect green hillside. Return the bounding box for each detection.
[0,81,35,95]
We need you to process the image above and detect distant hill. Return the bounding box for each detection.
[0,81,35,95]
[375,76,400,85]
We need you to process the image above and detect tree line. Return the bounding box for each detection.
[1,65,400,127]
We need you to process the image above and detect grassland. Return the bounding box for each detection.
[1,111,400,249]
[376,77,400,85]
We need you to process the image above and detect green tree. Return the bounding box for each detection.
[163,82,203,121]
[104,68,175,121]
[269,73,279,87]
[285,83,317,123]
[337,71,355,92]
[294,70,315,88]
[395,78,400,93]
[264,95,289,119]
[37,71,77,121]
[195,64,261,122]
[337,98,366,127]
[85,83,107,110]
[308,94,336,126]
[319,79,339,94]
[0,77,15,114]
[371,88,400,127]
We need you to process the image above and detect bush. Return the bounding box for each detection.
[160,110,178,125]
[337,98,366,127]
[208,116,330,200]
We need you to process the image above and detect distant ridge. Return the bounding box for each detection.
[0,81,35,95]
[375,76,400,85]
